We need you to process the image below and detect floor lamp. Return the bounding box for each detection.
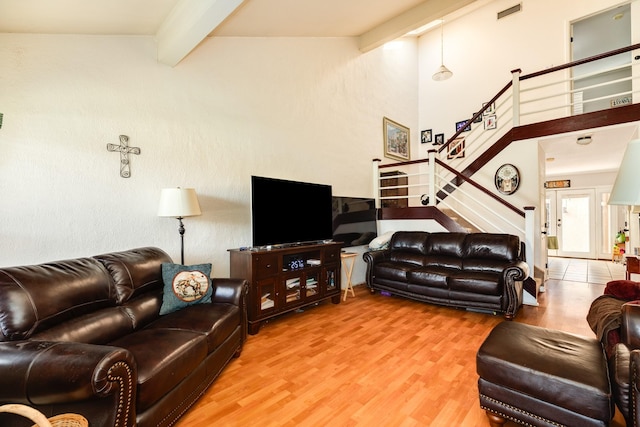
[158,187,202,265]
[608,139,640,254]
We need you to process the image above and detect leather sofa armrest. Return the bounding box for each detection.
[611,343,632,425]
[501,261,529,319]
[622,302,640,350]
[0,340,136,425]
[363,250,389,288]
[629,349,640,427]
[503,261,529,282]
[212,278,249,307]
[362,249,388,265]
[212,278,249,343]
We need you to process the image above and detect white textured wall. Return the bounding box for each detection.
[0,35,418,273]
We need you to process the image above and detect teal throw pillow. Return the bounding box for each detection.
[160,263,213,315]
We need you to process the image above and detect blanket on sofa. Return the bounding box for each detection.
[587,294,626,341]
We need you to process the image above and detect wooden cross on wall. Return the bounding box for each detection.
[106,135,140,178]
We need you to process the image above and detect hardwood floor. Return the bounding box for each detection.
[176,266,627,426]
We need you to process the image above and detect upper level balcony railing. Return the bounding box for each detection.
[374,43,640,277]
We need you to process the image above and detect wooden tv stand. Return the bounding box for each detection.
[229,242,342,335]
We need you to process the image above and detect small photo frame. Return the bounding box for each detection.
[456,120,471,133]
[472,113,482,124]
[383,117,410,161]
[482,102,495,116]
[448,137,465,159]
[434,133,444,145]
[421,129,433,144]
[484,115,497,130]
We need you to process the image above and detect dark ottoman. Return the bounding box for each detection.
[476,322,614,427]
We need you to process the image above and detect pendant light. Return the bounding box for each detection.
[433,19,453,81]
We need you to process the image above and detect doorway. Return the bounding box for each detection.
[547,188,624,260]
[546,189,596,258]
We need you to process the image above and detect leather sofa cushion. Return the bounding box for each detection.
[422,255,462,270]
[119,291,164,330]
[95,247,172,304]
[373,261,415,282]
[0,258,116,341]
[146,303,240,352]
[110,328,208,412]
[426,233,466,257]
[448,272,501,295]
[389,252,425,266]
[464,233,519,262]
[477,322,612,421]
[31,307,134,344]
[407,267,449,288]
[463,258,511,274]
[389,231,429,254]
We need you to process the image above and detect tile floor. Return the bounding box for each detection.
[548,256,626,284]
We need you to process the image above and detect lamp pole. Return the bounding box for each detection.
[178,216,186,265]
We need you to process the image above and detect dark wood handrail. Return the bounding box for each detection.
[435,158,525,218]
[438,43,640,154]
[521,42,640,80]
[438,80,513,154]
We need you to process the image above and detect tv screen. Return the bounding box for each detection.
[251,176,333,247]
[332,196,377,247]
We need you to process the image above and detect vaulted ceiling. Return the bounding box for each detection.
[0,0,478,66]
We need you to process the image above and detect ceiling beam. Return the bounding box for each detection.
[156,0,245,67]
[358,0,477,53]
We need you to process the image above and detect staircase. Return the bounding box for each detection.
[374,43,640,305]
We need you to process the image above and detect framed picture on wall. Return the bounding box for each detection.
[484,115,497,130]
[456,120,471,132]
[383,117,410,161]
[482,102,495,115]
[421,129,433,144]
[434,133,444,145]
[447,137,465,159]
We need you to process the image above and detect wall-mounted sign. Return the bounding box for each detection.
[544,180,570,189]
[611,96,632,108]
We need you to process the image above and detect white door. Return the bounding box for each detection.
[547,189,596,259]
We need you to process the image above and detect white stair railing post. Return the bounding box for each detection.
[372,158,381,209]
[512,68,521,127]
[428,149,436,206]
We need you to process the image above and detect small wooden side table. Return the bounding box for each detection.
[340,252,357,301]
[626,255,640,280]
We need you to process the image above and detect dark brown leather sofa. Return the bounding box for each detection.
[0,247,248,427]
[363,231,529,319]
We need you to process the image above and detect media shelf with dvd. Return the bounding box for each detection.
[229,241,342,335]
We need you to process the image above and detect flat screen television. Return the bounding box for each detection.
[251,176,333,247]
[332,196,377,247]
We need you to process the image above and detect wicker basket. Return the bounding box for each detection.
[0,404,88,427]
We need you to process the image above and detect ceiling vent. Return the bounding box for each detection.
[497,3,522,20]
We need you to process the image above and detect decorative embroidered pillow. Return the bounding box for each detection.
[160,263,213,315]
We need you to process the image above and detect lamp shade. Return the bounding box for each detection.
[157,188,202,217]
[432,65,453,81]
[609,139,640,206]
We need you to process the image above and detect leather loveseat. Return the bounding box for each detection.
[0,247,248,427]
[363,231,529,319]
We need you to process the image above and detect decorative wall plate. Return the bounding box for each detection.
[495,163,520,195]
